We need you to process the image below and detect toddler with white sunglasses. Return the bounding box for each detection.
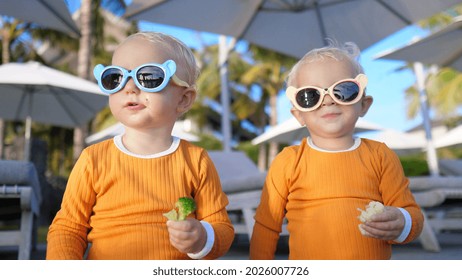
[250,42,423,260]
[47,32,234,260]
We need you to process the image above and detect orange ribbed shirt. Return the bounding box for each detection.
[46,138,234,260]
[250,138,423,260]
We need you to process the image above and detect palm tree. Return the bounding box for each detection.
[240,45,296,169]
[405,67,462,121]
[187,43,262,146]
[427,68,462,117]
[72,0,93,162]
[43,0,129,176]
[73,0,127,162]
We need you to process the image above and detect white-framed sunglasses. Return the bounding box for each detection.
[286,74,368,112]
[93,60,189,94]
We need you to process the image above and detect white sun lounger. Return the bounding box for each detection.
[409,176,462,252]
[439,159,462,176]
[208,151,268,239]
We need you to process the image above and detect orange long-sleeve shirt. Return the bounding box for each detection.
[250,138,423,260]
[47,137,234,260]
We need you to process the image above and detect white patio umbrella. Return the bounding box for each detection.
[85,120,199,145]
[0,0,79,37]
[369,129,427,155]
[376,16,462,72]
[126,0,460,58]
[0,61,108,161]
[125,0,460,152]
[375,16,462,176]
[435,124,462,149]
[251,117,383,145]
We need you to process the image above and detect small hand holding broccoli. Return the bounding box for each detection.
[163,197,196,221]
[164,197,205,254]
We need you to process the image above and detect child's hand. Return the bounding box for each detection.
[359,206,405,241]
[166,218,207,254]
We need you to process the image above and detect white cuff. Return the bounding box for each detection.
[187,221,215,259]
[394,208,412,243]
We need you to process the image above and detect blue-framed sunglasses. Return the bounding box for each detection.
[93,60,190,94]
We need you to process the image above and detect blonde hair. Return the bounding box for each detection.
[287,41,364,87]
[125,31,200,86]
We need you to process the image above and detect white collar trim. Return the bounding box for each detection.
[307,137,361,153]
[113,134,180,158]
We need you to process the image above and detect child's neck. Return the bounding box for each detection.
[309,135,355,151]
[121,129,173,155]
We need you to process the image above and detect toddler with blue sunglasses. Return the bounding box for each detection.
[47,31,234,260]
[250,41,424,260]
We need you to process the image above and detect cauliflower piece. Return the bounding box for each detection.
[163,197,196,221]
[357,201,385,222]
[357,201,385,235]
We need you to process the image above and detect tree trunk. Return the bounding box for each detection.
[0,27,11,159]
[73,0,93,162]
[257,144,267,172]
[268,93,279,166]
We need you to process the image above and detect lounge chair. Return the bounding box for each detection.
[208,151,269,239]
[0,160,42,259]
[409,176,462,252]
[439,159,462,176]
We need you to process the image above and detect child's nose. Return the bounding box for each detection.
[321,94,336,107]
[123,78,139,94]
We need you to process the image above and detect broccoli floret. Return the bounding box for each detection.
[176,197,196,220]
[163,197,196,221]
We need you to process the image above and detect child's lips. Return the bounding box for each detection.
[321,112,341,119]
[125,101,146,110]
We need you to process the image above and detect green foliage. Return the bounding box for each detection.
[37,226,49,243]
[427,68,462,117]
[194,133,223,151]
[236,141,260,164]
[399,154,429,176]
[437,145,462,159]
[193,44,260,131]
[91,107,117,132]
[418,3,462,30]
[42,127,74,177]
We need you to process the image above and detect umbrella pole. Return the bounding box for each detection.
[414,62,440,177]
[219,35,236,152]
[24,116,32,162]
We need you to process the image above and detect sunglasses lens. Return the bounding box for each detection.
[137,66,165,89]
[101,68,123,91]
[295,88,321,109]
[333,82,360,102]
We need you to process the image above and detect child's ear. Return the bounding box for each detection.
[359,95,373,117]
[176,88,197,115]
[290,107,306,126]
